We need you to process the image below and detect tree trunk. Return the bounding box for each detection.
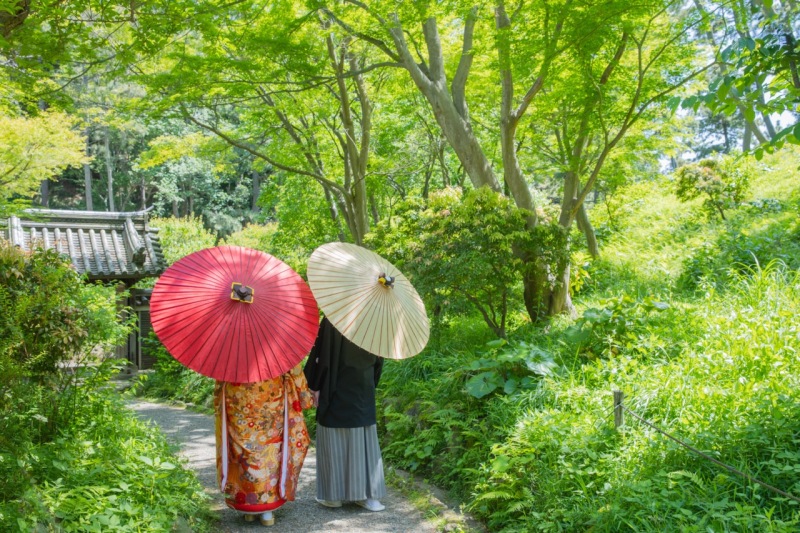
[368,192,379,225]
[83,164,93,211]
[84,130,93,210]
[523,267,552,321]
[39,180,49,207]
[323,185,347,242]
[251,171,261,212]
[576,203,599,258]
[743,121,754,151]
[104,128,115,211]
[388,16,501,192]
[0,0,30,39]
[722,118,731,152]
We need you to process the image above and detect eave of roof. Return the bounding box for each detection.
[1,208,166,281]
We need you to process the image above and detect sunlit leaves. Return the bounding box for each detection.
[0,112,87,201]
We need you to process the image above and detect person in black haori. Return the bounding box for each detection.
[303,317,387,512]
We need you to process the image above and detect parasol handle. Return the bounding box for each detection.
[378,272,395,288]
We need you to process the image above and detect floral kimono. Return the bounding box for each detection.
[214,364,314,514]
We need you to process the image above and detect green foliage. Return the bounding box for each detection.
[565,295,671,360]
[0,243,212,531]
[371,153,800,532]
[0,112,87,213]
[256,174,339,270]
[692,0,800,152]
[465,339,557,399]
[376,319,517,495]
[150,215,217,265]
[0,377,213,532]
[674,156,753,220]
[221,222,276,252]
[676,151,800,292]
[678,209,800,292]
[0,244,129,376]
[472,261,800,532]
[569,251,593,296]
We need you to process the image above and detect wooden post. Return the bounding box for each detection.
[613,390,624,429]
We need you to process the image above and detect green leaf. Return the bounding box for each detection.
[681,96,697,109]
[667,96,681,112]
[465,371,503,399]
[504,378,519,395]
[491,455,510,474]
[526,359,557,376]
[715,82,730,101]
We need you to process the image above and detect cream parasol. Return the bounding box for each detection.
[307,242,429,359]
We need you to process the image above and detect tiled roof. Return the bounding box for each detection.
[1,208,165,281]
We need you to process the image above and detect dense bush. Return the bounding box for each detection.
[367,187,535,338]
[1,364,214,532]
[0,244,129,440]
[678,205,800,291]
[0,244,213,532]
[0,244,126,377]
[150,215,217,266]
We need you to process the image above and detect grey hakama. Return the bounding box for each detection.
[315,424,387,501]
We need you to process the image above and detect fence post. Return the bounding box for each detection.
[613,390,624,430]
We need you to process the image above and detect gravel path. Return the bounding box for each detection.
[129,400,440,533]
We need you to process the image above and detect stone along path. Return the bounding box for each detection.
[129,400,440,533]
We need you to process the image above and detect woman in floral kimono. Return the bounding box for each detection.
[214,363,314,526]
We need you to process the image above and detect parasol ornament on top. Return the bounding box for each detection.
[307,242,429,360]
[377,272,394,288]
[230,283,254,303]
[150,246,319,383]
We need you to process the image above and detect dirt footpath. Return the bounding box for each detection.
[129,400,442,533]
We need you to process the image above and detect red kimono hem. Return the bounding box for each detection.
[225,499,286,513]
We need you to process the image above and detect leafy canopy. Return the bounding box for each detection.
[0,112,87,213]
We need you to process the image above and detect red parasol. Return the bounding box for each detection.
[150,246,319,383]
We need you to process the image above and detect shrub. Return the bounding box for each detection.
[131,334,215,410]
[677,207,800,291]
[674,155,753,221]
[1,375,214,532]
[0,244,130,439]
[564,294,671,360]
[0,243,213,532]
[367,187,531,338]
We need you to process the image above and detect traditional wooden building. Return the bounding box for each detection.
[0,208,166,369]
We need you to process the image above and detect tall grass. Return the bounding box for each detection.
[473,261,800,531]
